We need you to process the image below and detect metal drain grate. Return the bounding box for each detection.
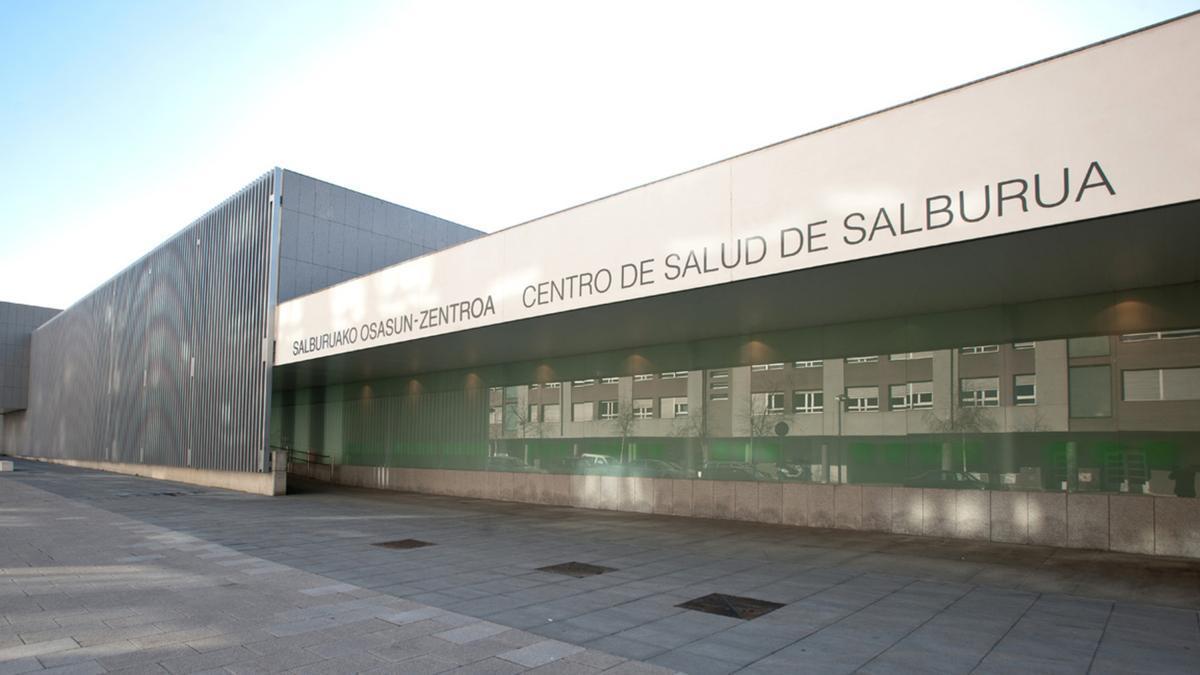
[372,539,434,549]
[537,561,617,577]
[677,593,785,620]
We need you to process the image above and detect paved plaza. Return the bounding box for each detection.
[2,461,1199,674]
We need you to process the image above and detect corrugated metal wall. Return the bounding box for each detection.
[26,171,280,472]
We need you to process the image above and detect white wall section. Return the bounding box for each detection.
[276,16,1200,365]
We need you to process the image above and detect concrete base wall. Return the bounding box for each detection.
[18,455,286,496]
[291,462,1200,559]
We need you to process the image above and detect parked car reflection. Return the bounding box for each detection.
[699,461,776,481]
[620,459,691,478]
[485,455,546,473]
[776,462,813,481]
[574,458,691,478]
[902,470,987,489]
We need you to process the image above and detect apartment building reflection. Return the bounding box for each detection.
[487,330,1200,496]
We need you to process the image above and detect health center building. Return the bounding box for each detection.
[2,13,1199,558]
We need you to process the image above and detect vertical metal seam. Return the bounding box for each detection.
[261,168,284,472]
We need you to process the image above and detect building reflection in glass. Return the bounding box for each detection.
[478,332,1200,496]
[274,328,1200,498]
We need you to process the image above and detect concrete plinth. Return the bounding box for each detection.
[861,486,892,532]
[1067,493,1110,550]
[670,479,694,516]
[892,486,923,535]
[956,490,991,541]
[922,489,957,538]
[809,484,835,528]
[711,481,735,520]
[1155,498,1200,558]
[621,477,655,514]
[781,483,809,526]
[652,478,673,514]
[1027,492,1067,547]
[757,482,782,524]
[18,455,283,496]
[834,484,863,530]
[280,463,1200,560]
[692,480,716,518]
[990,491,1029,544]
[732,481,759,521]
[1109,495,1154,555]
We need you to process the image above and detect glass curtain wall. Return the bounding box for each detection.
[272,326,1200,499]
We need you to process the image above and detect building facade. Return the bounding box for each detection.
[3,170,479,490]
[4,14,1200,555]
[271,15,1200,557]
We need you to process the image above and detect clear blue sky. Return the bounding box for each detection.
[1,0,1197,309]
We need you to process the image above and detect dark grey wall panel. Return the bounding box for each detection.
[26,171,279,472]
[0,410,29,455]
[276,170,482,301]
[0,302,60,413]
